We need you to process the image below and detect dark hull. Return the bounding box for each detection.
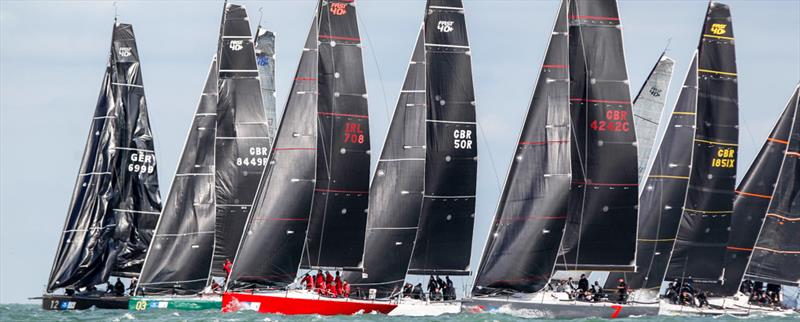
[41,294,128,311]
[463,297,659,319]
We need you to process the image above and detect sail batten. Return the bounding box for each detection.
[48,23,162,292]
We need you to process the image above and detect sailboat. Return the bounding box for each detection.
[701,84,800,316]
[656,1,742,316]
[41,22,163,311]
[130,3,271,311]
[221,0,377,315]
[347,0,478,316]
[464,0,652,318]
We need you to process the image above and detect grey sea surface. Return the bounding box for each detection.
[1,304,798,322]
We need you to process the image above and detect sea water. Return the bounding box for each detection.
[1,304,797,322]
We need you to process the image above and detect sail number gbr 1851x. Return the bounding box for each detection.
[711,147,735,168]
[590,110,630,132]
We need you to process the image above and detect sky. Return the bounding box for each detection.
[1,0,798,304]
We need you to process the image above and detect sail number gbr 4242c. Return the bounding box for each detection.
[590,110,631,132]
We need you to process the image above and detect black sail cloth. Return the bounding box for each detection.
[665,2,739,286]
[48,23,162,292]
[607,55,699,291]
[227,3,320,290]
[409,0,478,276]
[472,0,570,295]
[557,0,639,272]
[136,59,219,294]
[211,4,271,277]
[344,0,478,298]
[302,0,371,270]
[708,87,797,296]
[744,85,800,287]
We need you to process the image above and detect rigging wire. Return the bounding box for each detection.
[357,14,391,124]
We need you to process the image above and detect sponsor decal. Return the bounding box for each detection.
[437,21,455,33]
[649,87,662,97]
[229,40,244,51]
[710,23,727,35]
[330,3,347,16]
[118,47,132,57]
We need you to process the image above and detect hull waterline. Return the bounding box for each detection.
[463,295,659,319]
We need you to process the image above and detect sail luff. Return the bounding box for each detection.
[408,0,478,276]
[255,27,278,147]
[557,0,639,272]
[226,3,320,290]
[472,0,570,295]
[664,1,739,286]
[136,58,219,295]
[743,84,800,287]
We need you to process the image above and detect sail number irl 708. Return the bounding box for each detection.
[128,152,155,174]
[711,147,735,168]
[590,110,630,132]
[344,122,366,145]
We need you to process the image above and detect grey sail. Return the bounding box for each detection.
[48,23,162,292]
[136,58,219,294]
[255,26,278,147]
[633,54,675,181]
[211,3,271,277]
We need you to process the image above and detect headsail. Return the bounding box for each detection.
[664,1,739,286]
[633,54,675,181]
[606,54,698,291]
[557,0,639,272]
[744,84,800,287]
[408,0,478,276]
[710,85,797,295]
[255,27,278,147]
[302,0,371,270]
[211,3,271,277]
[137,58,219,294]
[472,0,570,295]
[48,23,162,292]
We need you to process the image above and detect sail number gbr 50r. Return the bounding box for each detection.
[454,129,473,149]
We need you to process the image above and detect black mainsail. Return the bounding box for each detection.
[606,54,699,291]
[211,4,271,277]
[137,58,219,294]
[228,0,370,289]
[302,0,371,270]
[48,22,162,292]
[557,0,639,272]
[743,84,800,287]
[710,85,797,295]
[407,0,478,276]
[472,0,570,295]
[664,1,739,286]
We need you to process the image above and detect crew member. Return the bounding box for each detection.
[223,259,233,283]
[128,277,138,296]
[616,278,627,303]
[302,273,313,290]
[342,281,351,298]
[114,278,125,296]
[335,271,343,295]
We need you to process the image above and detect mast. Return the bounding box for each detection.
[710,85,797,296]
[302,0,371,270]
[210,3,271,277]
[255,26,278,147]
[136,58,219,294]
[472,0,570,295]
[664,1,739,287]
[556,0,639,272]
[606,54,698,291]
[632,54,675,182]
[407,0,478,276]
[47,23,162,292]
[742,84,800,287]
[226,1,321,290]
